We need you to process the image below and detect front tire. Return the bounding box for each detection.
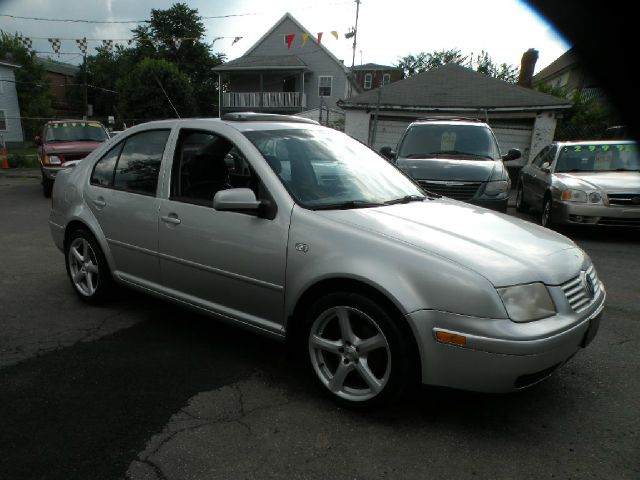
[515,181,528,212]
[304,292,413,408]
[541,197,553,228]
[42,176,53,198]
[65,229,113,303]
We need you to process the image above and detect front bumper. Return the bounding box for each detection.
[407,290,605,393]
[469,196,509,212]
[41,165,66,181]
[552,201,640,227]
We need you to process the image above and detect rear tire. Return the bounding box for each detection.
[303,292,413,409]
[65,229,113,303]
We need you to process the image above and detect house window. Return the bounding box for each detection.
[319,76,332,97]
[382,73,391,85]
[0,110,6,131]
[364,73,372,89]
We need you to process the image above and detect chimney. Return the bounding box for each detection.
[518,48,539,88]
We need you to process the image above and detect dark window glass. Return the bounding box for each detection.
[91,143,123,186]
[45,122,109,142]
[113,130,170,195]
[171,129,260,205]
[398,124,501,160]
[531,146,550,167]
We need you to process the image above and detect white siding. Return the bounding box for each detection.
[343,110,370,142]
[0,65,24,143]
[370,118,412,151]
[491,123,534,163]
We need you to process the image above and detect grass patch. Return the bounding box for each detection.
[4,144,40,168]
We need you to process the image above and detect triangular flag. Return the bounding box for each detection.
[173,38,182,49]
[286,34,295,49]
[232,37,243,45]
[301,33,309,46]
[330,31,338,40]
[317,32,323,45]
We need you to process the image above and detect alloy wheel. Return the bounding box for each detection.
[67,237,100,297]
[308,306,391,402]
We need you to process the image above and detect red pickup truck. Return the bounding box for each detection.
[36,120,110,197]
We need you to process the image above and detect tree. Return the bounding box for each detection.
[536,83,612,140]
[396,48,519,83]
[131,3,225,116]
[0,31,53,139]
[116,58,196,120]
[397,49,467,79]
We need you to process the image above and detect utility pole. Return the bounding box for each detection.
[83,54,88,120]
[350,0,361,68]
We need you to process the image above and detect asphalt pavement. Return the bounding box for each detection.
[1,175,638,480]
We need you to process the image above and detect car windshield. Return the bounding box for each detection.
[555,143,640,172]
[45,122,109,142]
[398,123,501,160]
[243,128,425,209]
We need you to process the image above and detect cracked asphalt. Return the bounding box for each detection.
[1,175,639,480]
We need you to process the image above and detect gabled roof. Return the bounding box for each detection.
[239,12,349,74]
[213,54,307,71]
[534,48,577,83]
[339,63,571,111]
[350,63,396,71]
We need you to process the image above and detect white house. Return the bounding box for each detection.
[213,13,356,116]
[0,61,24,144]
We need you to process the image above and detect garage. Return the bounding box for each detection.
[339,63,570,163]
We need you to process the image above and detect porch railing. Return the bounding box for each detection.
[223,92,307,109]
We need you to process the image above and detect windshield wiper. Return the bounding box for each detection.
[384,195,426,205]
[311,200,385,210]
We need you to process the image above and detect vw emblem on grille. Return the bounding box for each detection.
[580,271,595,299]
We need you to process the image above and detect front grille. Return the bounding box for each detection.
[61,153,87,163]
[561,265,602,313]
[597,217,640,226]
[418,181,481,201]
[607,192,640,206]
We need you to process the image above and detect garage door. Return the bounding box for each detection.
[491,123,533,165]
[369,118,412,152]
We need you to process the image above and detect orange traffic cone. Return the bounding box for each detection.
[1,145,8,169]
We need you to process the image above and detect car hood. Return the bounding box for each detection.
[555,171,640,191]
[44,140,104,154]
[397,157,498,181]
[318,198,584,287]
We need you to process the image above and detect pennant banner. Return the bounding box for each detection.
[286,34,295,50]
[20,36,33,54]
[330,31,339,40]
[76,37,87,55]
[232,36,243,45]
[102,39,113,53]
[48,38,61,56]
[301,33,309,47]
[317,32,323,45]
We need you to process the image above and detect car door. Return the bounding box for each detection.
[156,127,289,335]
[86,128,171,287]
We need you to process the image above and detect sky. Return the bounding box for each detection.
[0,0,570,73]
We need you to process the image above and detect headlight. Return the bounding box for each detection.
[484,180,509,196]
[46,155,62,165]
[497,283,556,322]
[561,189,603,204]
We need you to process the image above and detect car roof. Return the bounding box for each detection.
[408,119,489,128]
[130,115,325,134]
[555,140,637,146]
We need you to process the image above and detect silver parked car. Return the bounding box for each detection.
[49,114,605,407]
[516,140,640,227]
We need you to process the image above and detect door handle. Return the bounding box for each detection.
[161,214,181,225]
[93,197,106,209]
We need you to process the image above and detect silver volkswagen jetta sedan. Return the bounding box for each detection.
[49,114,605,407]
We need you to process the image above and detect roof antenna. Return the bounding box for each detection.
[153,74,181,118]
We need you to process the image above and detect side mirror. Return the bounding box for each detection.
[540,161,551,173]
[213,188,262,214]
[34,136,42,146]
[502,148,522,162]
[379,146,396,161]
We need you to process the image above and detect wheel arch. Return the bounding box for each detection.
[63,218,115,274]
[286,277,422,380]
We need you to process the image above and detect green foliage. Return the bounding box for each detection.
[536,83,612,140]
[397,49,467,79]
[396,48,519,83]
[82,2,226,122]
[116,58,196,119]
[0,31,53,139]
